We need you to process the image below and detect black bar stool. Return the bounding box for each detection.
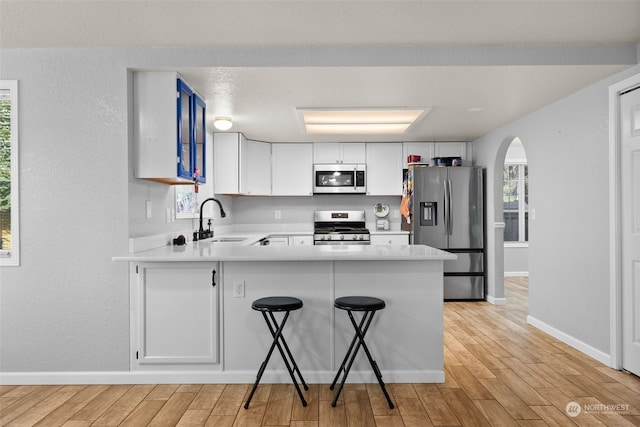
[330,296,394,409]
[244,296,308,409]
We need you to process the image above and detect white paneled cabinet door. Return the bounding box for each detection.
[135,263,219,366]
[366,143,403,195]
[242,140,271,195]
[621,86,640,377]
[402,142,434,168]
[272,144,313,195]
[434,142,467,163]
[340,143,366,163]
[370,234,409,245]
[313,142,366,163]
[213,133,241,194]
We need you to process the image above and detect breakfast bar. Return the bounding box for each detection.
[114,239,456,384]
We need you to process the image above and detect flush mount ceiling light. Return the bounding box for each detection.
[298,108,430,135]
[213,117,233,131]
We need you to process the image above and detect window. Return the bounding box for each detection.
[0,81,19,265]
[503,163,528,243]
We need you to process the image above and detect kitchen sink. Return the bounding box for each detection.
[208,237,247,243]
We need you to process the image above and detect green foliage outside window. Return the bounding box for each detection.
[0,96,11,249]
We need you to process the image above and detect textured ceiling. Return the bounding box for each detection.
[2,0,639,141]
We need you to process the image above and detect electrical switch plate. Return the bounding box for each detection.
[275,210,281,220]
[145,200,152,219]
[165,208,171,223]
[233,281,245,298]
[393,209,400,218]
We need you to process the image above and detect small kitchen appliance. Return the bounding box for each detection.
[373,203,390,231]
[313,164,366,194]
[313,210,370,245]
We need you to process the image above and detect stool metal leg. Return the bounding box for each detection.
[266,311,309,393]
[244,310,308,409]
[330,310,372,390]
[330,310,394,409]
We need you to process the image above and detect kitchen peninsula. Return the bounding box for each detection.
[114,236,456,384]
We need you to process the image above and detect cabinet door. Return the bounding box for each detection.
[193,94,207,183]
[272,144,313,195]
[403,142,435,168]
[291,235,313,246]
[135,263,219,365]
[313,142,341,163]
[340,143,366,163]
[242,140,271,195]
[370,234,409,245]
[177,79,194,181]
[366,143,403,196]
[313,142,365,163]
[434,142,467,163]
[213,133,241,193]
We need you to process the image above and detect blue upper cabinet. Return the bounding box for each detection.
[177,79,206,184]
[193,93,207,184]
[134,71,207,185]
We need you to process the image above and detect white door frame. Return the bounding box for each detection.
[608,72,640,370]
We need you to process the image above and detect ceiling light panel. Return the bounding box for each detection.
[299,107,430,135]
[306,123,412,134]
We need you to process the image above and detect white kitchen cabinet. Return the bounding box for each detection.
[291,235,313,246]
[243,139,271,195]
[313,142,366,164]
[214,133,271,195]
[403,142,435,168]
[434,142,467,163]
[365,143,403,196]
[402,142,469,167]
[271,143,313,196]
[131,262,219,369]
[134,71,206,184]
[370,233,409,245]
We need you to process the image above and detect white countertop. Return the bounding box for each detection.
[114,232,454,263]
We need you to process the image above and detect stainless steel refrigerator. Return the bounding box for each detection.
[404,166,485,300]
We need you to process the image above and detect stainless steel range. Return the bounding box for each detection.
[313,210,370,245]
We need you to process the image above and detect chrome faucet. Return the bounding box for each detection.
[195,197,227,241]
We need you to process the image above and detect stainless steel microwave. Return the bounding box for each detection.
[313,164,366,194]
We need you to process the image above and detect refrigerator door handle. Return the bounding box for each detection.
[446,179,453,235]
[443,179,450,236]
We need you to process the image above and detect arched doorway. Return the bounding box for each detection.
[502,138,529,277]
[488,136,528,304]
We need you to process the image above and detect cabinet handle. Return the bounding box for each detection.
[212,269,217,287]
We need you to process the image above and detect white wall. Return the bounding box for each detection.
[1,43,637,374]
[473,63,640,357]
[504,246,529,276]
[0,49,131,371]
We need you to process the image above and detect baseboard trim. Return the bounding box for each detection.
[486,295,507,305]
[504,271,529,277]
[526,315,611,366]
[0,369,444,385]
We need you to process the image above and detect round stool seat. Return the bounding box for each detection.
[252,296,303,312]
[334,296,385,311]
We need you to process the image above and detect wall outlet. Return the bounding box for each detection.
[275,210,281,220]
[145,200,152,219]
[233,281,245,298]
[393,209,400,219]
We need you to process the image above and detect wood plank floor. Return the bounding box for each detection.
[2,277,639,426]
